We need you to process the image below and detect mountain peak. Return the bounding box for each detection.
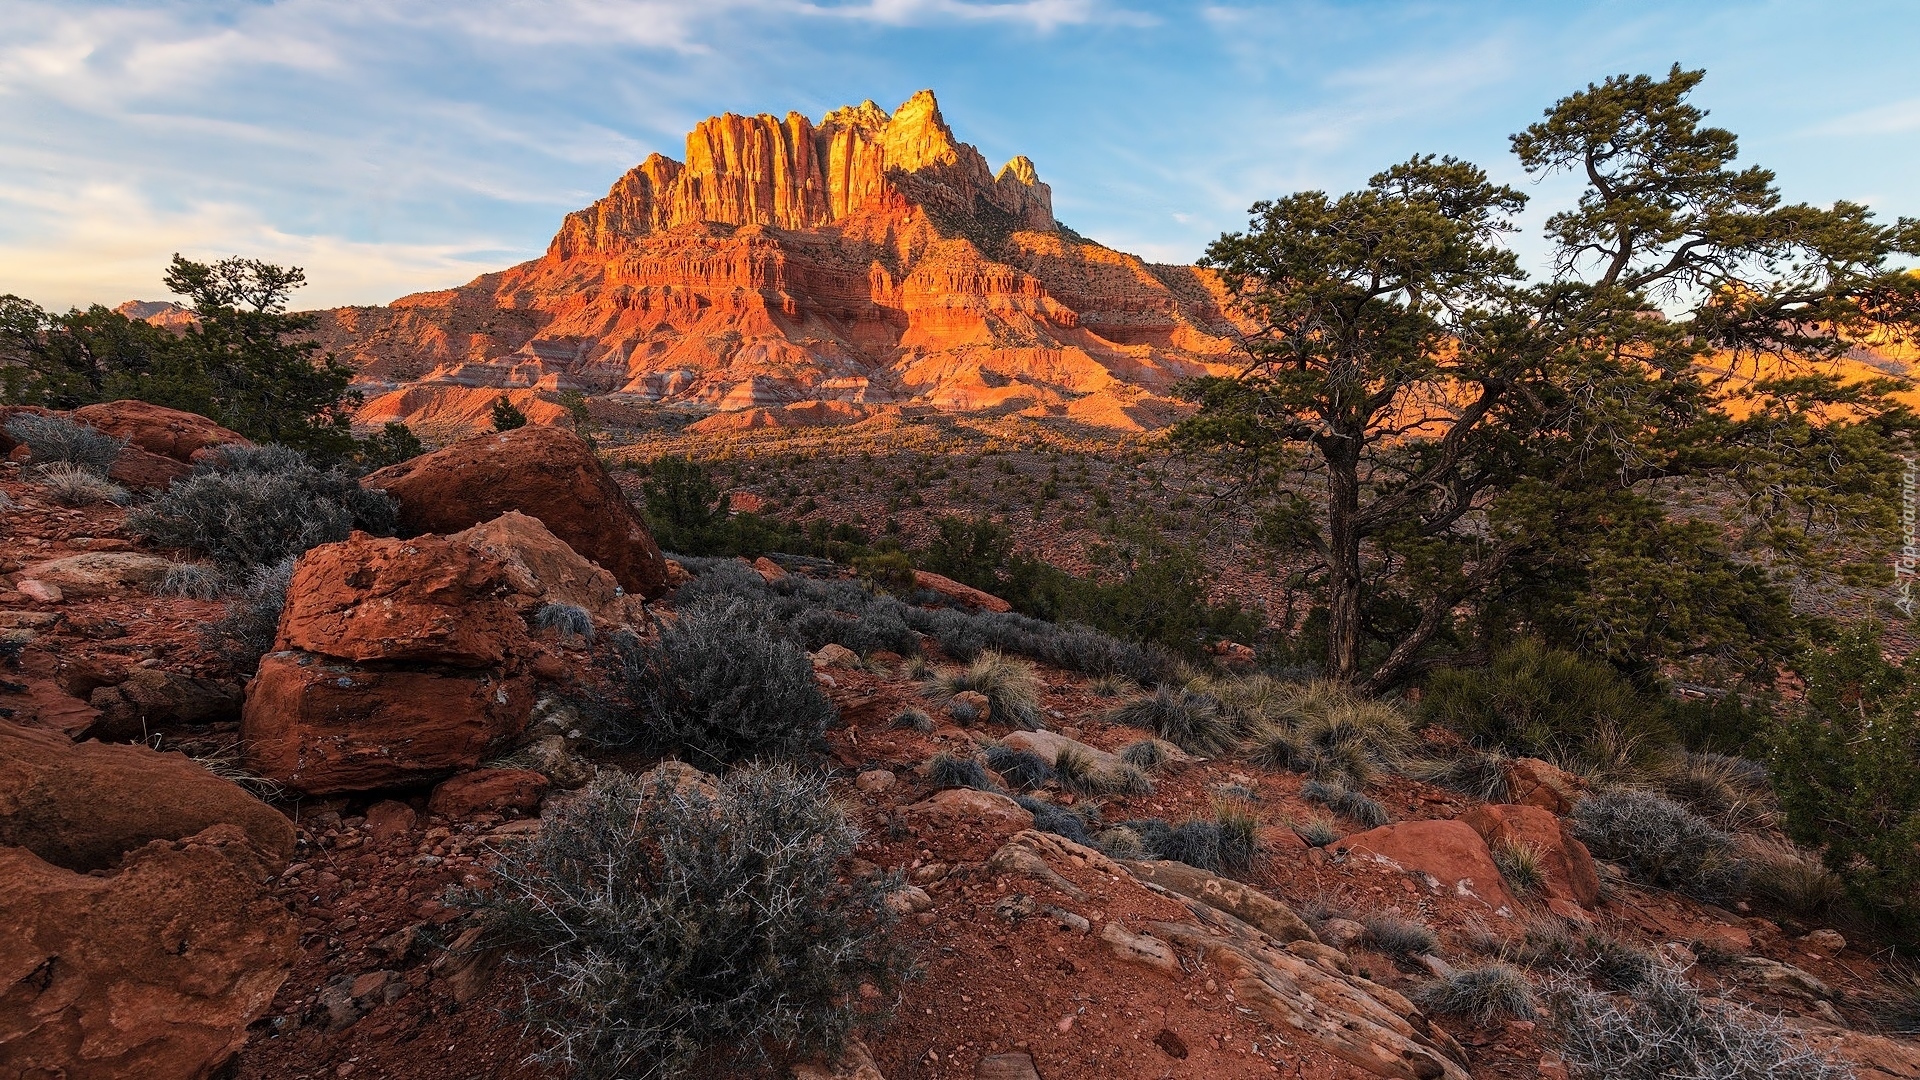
[548,90,1053,258]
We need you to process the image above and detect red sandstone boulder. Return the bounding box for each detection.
[243,651,532,795]
[276,531,539,667]
[107,445,193,491]
[1503,757,1587,815]
[71,400,247,462]
[452,511,626,623]
[0,825,298,1080]
[362,425,668,598]
[430,768,550,818]
[1460,803,1600,908]
[1334,819,1518,915]
[0,722,293,873]
[912,569,1012,613]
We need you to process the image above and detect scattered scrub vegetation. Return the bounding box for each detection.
[462,765,911,1080]
[204,557,295,668]
[154,561,225,600]
[1292,816,1341,847]
[1770,626,1920,929]
[1419,641,1670,780]
[1117,738,1176,771]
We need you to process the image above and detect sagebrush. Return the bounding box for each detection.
[464,765,912,1080]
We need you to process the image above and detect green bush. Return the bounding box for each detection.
[129,445,396,569]
[1418,639,1671,777]
[1770,626,1920,929]
[463,765,911,1080]
[614,597,836,768]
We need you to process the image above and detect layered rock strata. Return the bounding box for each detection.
[303,90,1249,436]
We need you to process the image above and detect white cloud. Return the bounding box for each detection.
[0,181,519,310]
[1811,97,1920,137]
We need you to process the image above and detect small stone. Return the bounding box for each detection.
[1318,918,1366,949]
[16,579,61,603]
[883,885,933,915]
[947,690,989,723]
[977,1051,1042,1079]
[1099,921,1177,973]
[365,800,417,843]
[1800,928,1846,952]
[854,769,896,794]
[810,643,858,669]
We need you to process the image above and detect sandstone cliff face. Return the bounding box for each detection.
[309,90,1249,436]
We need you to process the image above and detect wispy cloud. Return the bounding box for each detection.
[1810,97,1920,137]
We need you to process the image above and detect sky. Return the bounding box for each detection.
[3,0,1917,311]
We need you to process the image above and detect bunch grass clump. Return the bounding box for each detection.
[1052,746,1151,796]
[1117,738,1177,771]
[1361,914,1438,958]
[532,602,596,646]
[982,744,1053,791]
[1417,964,1537,1025]
[154,561,226,600]
[1301,779,1389,828]
[1493,839,1547,895]
[928,752,1001,793]
[1293,815,1342,847]
[1243,680,1412,785]
[890,707,934,733]
[934,651,1041,729]
[1107,685,1237,755]
[34,461,130,506]
[462,765,912,1080]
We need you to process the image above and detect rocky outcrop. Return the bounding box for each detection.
[362,425,668,599]
[0,827,298,1080]
[0,722,293,872]
[912,569,1012,613]
[0,721,297,1080]
[1460,802,1600,908]
[71,400,246,462]
[987,830,1471,1080]
[1334,819,1519,917]
[307,91,1249,437]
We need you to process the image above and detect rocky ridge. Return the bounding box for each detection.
[299,91,1248,437]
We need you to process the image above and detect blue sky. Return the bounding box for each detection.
[3,0,1916,310]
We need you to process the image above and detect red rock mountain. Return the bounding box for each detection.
[307,90,1249,436]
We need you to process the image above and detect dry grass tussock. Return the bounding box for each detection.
[932,650,1041,729]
